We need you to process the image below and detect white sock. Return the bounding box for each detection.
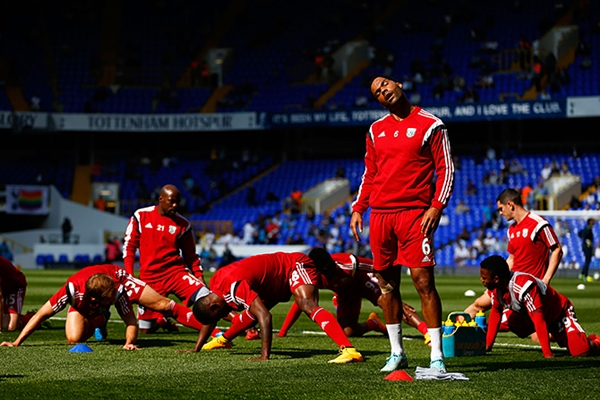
[428,327,443,359]
[386,323,404,355]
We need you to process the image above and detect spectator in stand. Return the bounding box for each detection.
[460,86,479,102]
[408,89,422,105]
[105,237,123,262]
[457,226,471,243]
[466,179,478,195]
[453,241,472,266]
[540,163,553,181]
[453,74,466,93]
[482,202,496,229]
[456,199,471,214]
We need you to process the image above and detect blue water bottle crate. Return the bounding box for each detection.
[442,311,486,358]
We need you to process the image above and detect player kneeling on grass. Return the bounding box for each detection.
[481,255,600,358]
[188,249,364,363]
[0,255,40,333]
[0,264,206,350]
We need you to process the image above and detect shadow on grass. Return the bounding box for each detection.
[0,375,25,381]
[455,352,600,372]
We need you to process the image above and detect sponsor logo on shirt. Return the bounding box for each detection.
[406,128,416,138]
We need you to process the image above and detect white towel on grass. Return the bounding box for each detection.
[414,366,469,381]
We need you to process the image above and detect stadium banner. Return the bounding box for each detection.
[265,99,568,127]
[5,185,50,215]
[566,96,600,118]
[0,111,49,130]
[50,112,261,132]
[3,96,598,132]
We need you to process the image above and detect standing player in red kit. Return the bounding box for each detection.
[123,184,206,334]
[277,252,430,343]
[464,188,563,341]
[189,249,364,363]
[350,76,454,373]
[0,264,205,349]
[481,255,600,358]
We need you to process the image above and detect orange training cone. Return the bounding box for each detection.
[383,370,414,381]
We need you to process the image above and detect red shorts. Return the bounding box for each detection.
[335,272,380,319]
[138,268,203,321]
[369,209,436,270]
[4,287,25,315]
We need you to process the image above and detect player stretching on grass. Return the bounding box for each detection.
[480,255,600,358]
[0,264,206,350]
[465,188,563,342]
[351,75,455,373]
[189,248,364,363]
[278,251,430,343]
[0,256,37,332]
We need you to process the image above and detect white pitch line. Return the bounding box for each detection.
[46,317,563,349]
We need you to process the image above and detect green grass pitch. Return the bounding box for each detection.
[1,268,599,399]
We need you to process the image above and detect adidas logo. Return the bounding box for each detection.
[422,255,431,263]
[321,321,329,330]
[145,223,153,229]
[378,131,386,137]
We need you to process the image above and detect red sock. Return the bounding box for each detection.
[223,310,256,341]
[169,300,203,330]
[364,319,379,332]
[278,302,302,337]
[310,307,352,348]
[417,321,429,335]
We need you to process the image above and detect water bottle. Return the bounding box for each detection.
[475,310,487,330]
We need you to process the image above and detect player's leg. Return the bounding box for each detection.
[137,284,204,331]
[278,301,302,337]
[376,266,407,371]
[293,284,362,363]
[401,302,429,343]
[136,275,174,334]
[336,295,364,337]
[65,308,98,343]
[5,288,25,331]
[411,266,444,370]
[555,303,593,357]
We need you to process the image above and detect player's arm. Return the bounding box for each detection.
[529,309,553,357]
[542,243,562,285]
[122,216,140,276]
[428,126,455,213]
[350,133,376,241]
[485,302,502,352]
[1,301,56,347]
[179,226,205,283]
[120,308,140,350]
[248,297,272,361]
[464,292,492,319]
[506,253,514,270]
[188,323,216,353]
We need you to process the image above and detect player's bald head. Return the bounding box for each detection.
[161,184,179,197]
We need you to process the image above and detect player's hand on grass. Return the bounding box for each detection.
[123,344,140,350]
[0,341,16,347]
